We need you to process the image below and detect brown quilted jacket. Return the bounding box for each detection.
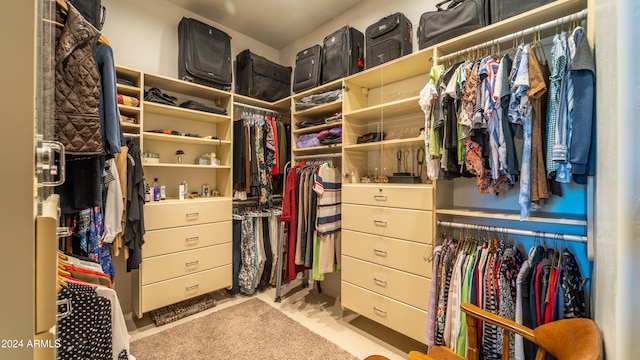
[55,5,103,154]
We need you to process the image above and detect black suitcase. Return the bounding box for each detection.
[178,17,233,91]
[417,0,488,50]
[489,0,555,24]
[236,49,291,102]
[365,13,413,69]
[322,26,364,84]
[68,0,106,30]
[293,45,324,93]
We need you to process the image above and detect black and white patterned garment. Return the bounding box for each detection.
[57,283,112,360]
[238,217,257,295]
[562,249,587,318]
[498,245,525,360]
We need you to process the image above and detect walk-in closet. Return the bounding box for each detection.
[2,0,638,359]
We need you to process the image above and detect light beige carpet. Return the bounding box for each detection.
[130,297,360,360]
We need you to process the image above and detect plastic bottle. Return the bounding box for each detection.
[144,182,151,203]
[153,178,160,202]
[183,180,189,199]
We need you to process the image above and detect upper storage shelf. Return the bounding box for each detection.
[434,0,588,56]
[144,102,230,124]
[343,49,434,90]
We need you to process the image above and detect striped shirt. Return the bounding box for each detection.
[313,164,341,235]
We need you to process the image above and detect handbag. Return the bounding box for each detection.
[417,0,488,50]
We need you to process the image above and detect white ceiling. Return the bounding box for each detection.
[165,0,366,49]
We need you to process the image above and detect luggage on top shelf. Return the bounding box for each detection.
[417,0,488,49]
[322,25,365,84]
[236,49,291,102]
[365,12,412,69]
[68,0,106,30]
[178,17,233,90]
[293,44,324,93]
[489,0,556,24]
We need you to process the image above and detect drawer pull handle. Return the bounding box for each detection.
[186,212,199,219]
[186,284,199,291]
[373,248,387,256]
[373,306,387,315]
[373,220,387,226]
[186,260,199,267]
[373,195,388,201]
[374,277,388,286]
[185,236,199,244]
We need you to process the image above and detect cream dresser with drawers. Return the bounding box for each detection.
[133,199,232,318]
[341,184,433,343]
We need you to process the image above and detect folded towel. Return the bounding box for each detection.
[117,94,140,107]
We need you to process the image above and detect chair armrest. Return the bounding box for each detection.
[460,303,535,342]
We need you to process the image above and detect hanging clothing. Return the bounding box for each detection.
[57,283,112,360]
[124,140,145,272]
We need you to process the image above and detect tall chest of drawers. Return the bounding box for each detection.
[133,198,232,318]
[341,184,433,343]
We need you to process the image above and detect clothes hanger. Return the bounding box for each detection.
[54,0,111,46]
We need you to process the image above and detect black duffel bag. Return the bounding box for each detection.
[417,0,488,50]
[489,0,556,24]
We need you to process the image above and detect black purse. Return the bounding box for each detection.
[417,0,489,50]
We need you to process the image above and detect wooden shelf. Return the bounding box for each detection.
[118,104,140,114]
[436,207,587,226]
[343,49,433,90]
[344,96,421,121]
[343,137,424,151]
[233,93,291,113]
[143,163,232,170]
[144,196,232,205]
[144,73,229,102]
[144,102,230,123]
[117,83,141,97]
[292,79,343,100]
[293,121,342,135]
[292,144,342,155]
[435,0,588,55]
[293,100,342,118]
[143,132,230,146]
[120,121,140,129]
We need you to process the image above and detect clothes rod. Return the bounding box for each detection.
[435,9,588,63]
[294,152,342,160]
[123,132,140,138]
[437,220,588,243]
[233,102,280,116]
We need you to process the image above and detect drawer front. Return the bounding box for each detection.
[144,199,232,230]
[342,204,432,243]
[342,282,427,344]
[141,265,231,313]
[342,256,430,310]
[143,221,232,258]
[343,185,433,210]
[141,243,231,285]
[342,230,432,277]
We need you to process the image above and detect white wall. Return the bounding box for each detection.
[101,0,281,78]
[593,0,640,358]
[280,0,439,66]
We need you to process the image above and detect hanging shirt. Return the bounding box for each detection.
[511,44,533,220]
[420,65,445,179]
[546,33,568,177]
[426,244,444,347]
[527,47,552,205]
